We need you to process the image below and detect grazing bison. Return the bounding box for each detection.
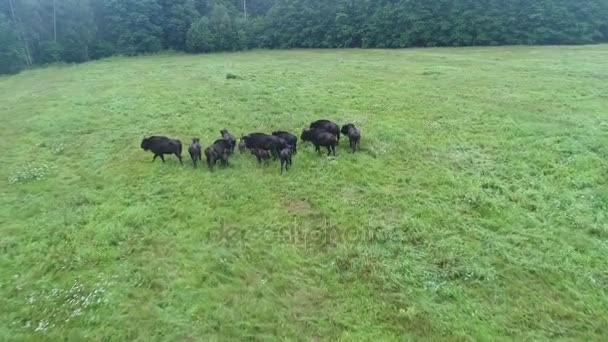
[341,124,361,153]
[188,138,202,167]
[272,131,298,154]
[205,139,231,171]
[220,129,237,155]
[141,136,183,165]
[241,133,288,159]
[301,128,337,156]
[251,148,271,165]
[309,120,340,144]
[279,146,293,174]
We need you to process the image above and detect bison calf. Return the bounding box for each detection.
[220,129,237,155]
[141,136,183,165]
[341,124,361,153]
[205,139,231,171]
[301,128,337,156]
[279,147,293,174]
[251,148,271,165]
[188,138,202,167]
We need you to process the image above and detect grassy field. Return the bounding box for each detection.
[1,45,607,340]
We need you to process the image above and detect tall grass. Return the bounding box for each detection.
[1,46,607,340]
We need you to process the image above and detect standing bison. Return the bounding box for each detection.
[240,133,288,159]
[279,146,293,174]
[188,138,202,167]
[220,129,237,155]
[205,139,231,171]
[272,131,298,154]
[341,124,361,153]
[301,128,337,156]
[141,136,183,165]
[310,120,340,144]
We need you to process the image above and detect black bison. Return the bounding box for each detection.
[141,136,183,165]
[188,138,202,167]
[220,129,236,155]
[272,131,298,154]
[341,124,361,153]
[301,128,337,156]
[279,146,293,174]
[204,139,231,171]
[310,120,340,144]
[251,148,271,165]
[241,133,288,159]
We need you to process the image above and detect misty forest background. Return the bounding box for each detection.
[1,0,608,75]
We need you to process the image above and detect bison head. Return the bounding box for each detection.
[141,137,150,151]
[300,129,310,142]
[220,129,231,137]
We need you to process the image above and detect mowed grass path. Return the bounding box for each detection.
[1,46,607,340]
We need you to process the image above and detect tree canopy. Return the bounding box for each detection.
[1,0,607,74]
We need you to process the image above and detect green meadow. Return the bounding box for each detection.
[1,45,607,340]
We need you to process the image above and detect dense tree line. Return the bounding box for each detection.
[2,0,607,74]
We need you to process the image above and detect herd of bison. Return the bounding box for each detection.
[140,119,361,174]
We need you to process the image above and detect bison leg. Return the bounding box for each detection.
[285,158,291,171]
[221,153,229,167]
[159,154,166,163]
[175,153,183,165]
[206,154,214,171]
[271,147,278,160]
[315,145,321,154]
[152,154,159,162]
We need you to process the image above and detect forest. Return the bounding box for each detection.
[2,0,608,74]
